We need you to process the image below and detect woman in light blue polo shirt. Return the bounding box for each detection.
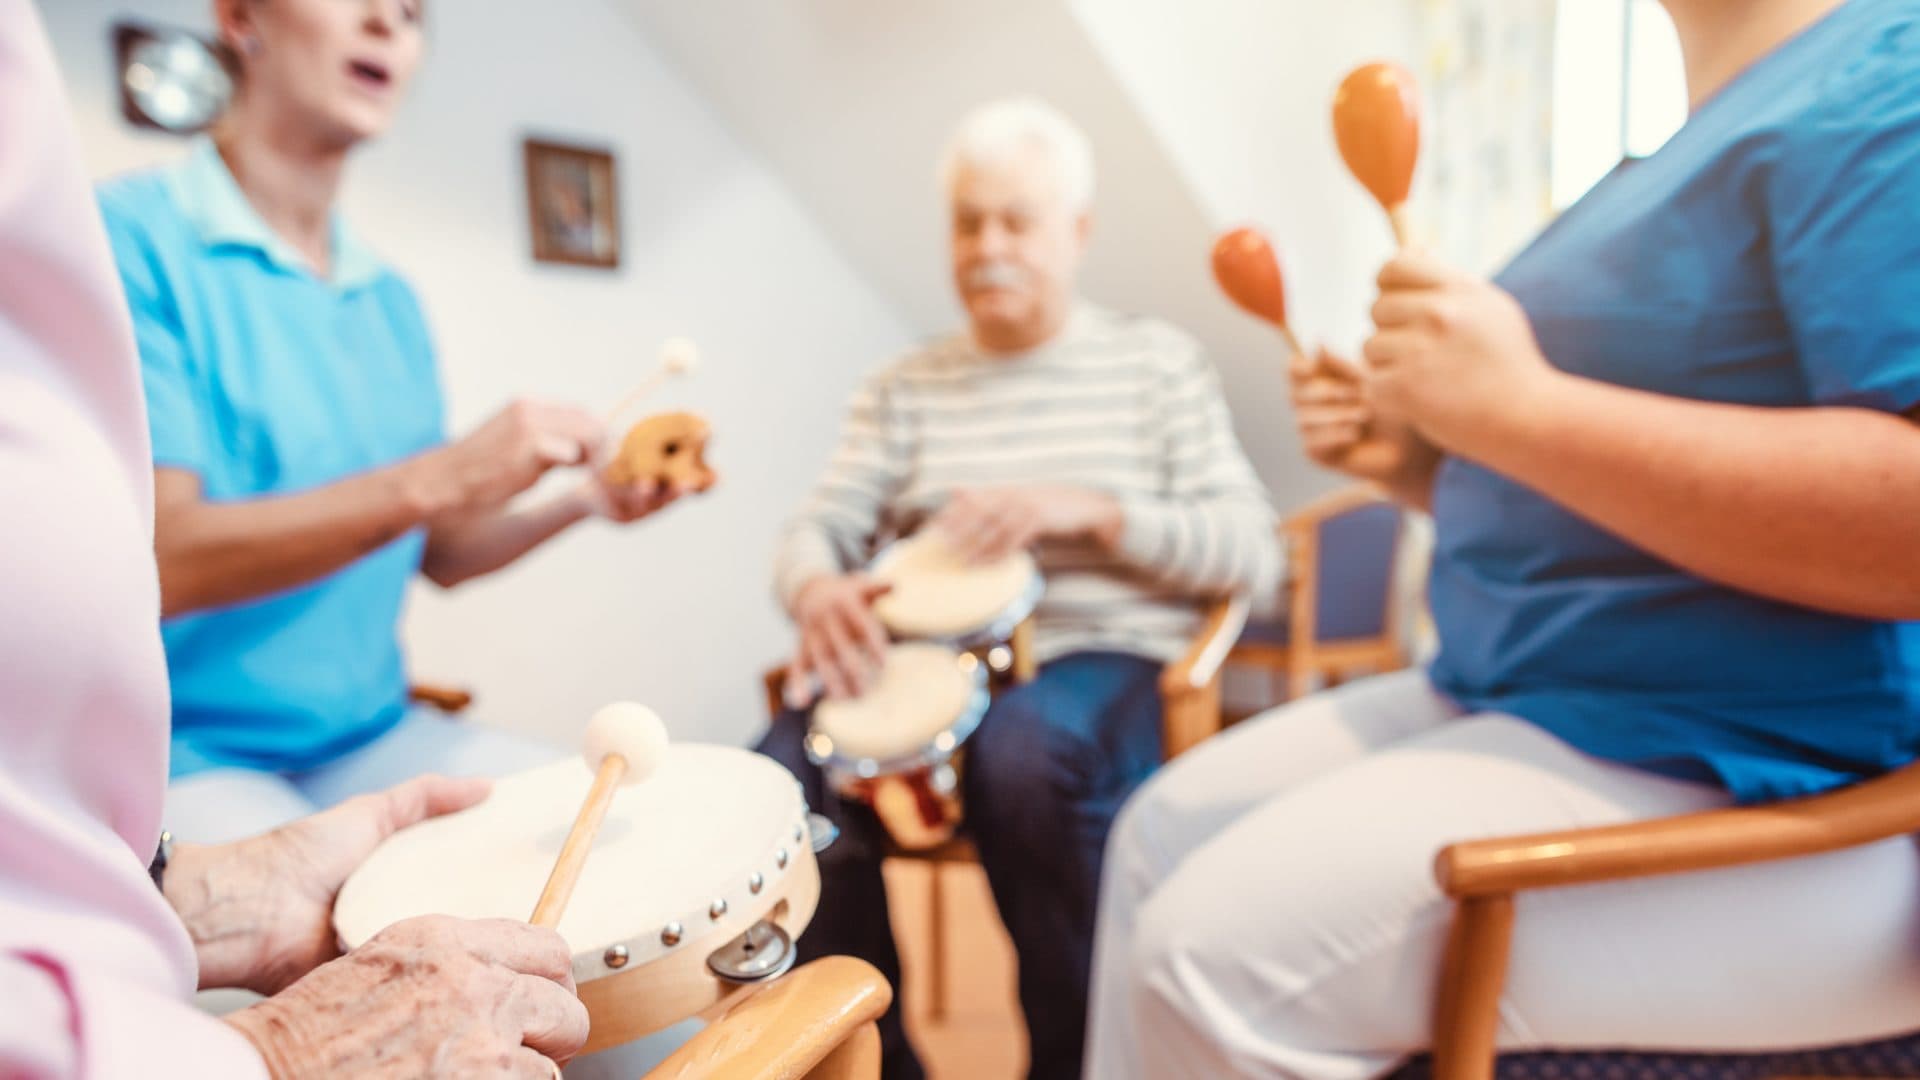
[1089,0,1920,1074]
[99,0,681,845]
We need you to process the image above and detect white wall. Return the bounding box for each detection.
[1067,0,1421,354]
[617,0,1329,507]
[43,0,916,748]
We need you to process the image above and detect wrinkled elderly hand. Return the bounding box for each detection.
[165,775,492,995]
[226,915,588,1079]
[788,573,893,701]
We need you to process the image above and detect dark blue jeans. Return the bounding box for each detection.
[756,651,1165,1080]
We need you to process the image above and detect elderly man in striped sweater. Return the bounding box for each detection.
[756,97,1283,1079]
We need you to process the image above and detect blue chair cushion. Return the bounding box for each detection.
[1238,501,1403,651]
[1389,1031,1920,1078]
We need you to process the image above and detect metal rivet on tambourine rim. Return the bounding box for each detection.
[748,871,764,895]
[660,921,684,947]
[988,645,1012,672]
[793,824,805,844]
[603,944,629,969]
[709,898,729,920]
[775,847,790,870]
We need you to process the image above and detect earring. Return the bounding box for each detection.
[241,35,261,55]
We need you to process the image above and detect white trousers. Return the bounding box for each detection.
[1086,670,1920,1080]
[163,711,561,844]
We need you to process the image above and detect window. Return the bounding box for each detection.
[1550,0,1688,209]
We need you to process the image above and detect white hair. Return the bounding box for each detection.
[938,96,1096,213]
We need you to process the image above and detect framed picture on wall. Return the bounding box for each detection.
[523,138,621,269]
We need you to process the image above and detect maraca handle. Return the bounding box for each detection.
[1278,323,1307,361]
[1387,204,1413,249]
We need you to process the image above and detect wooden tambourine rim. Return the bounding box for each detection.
[577,841,821,1053]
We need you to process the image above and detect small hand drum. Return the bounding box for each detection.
[333,746,820,1054]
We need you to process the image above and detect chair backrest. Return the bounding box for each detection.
[1312,499,1403,642]
[1281,486,1407,654]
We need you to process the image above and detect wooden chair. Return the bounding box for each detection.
[408,682,475,714]
[641,956,893,1079]
[1228,485,1413,702]
[763,594,1251,1021]
[1404,759,1920,1080]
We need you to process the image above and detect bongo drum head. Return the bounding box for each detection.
[870,534,1039,640]
[812,643,983,764]
[333,746,808,970]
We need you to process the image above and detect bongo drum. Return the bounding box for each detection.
[333,745,824,1055]
[807,642,989,850]
[869,533,1043,678]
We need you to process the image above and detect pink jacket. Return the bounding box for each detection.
[0,4,265,1075]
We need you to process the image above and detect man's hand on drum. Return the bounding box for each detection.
[225,915,589,1079]
[163,774,493,995]
[930,485,1124,565]
[790,573,894,701]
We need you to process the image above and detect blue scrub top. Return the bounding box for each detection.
[1431,0,1920,802]
[99,139,445,777]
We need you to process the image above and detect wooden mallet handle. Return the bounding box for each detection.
[531,753,628,929]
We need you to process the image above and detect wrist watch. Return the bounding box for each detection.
[148,829,173,891]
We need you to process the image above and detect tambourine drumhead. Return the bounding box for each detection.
[333,746,813,983]
[812,643,983,763]
[869,534,1039,641]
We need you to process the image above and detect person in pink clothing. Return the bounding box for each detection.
[0,3,587,1075]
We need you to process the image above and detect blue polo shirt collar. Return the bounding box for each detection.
[166,137,386,291]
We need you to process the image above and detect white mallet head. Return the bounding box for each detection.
[584,702,670,785]
[659,337,700,376]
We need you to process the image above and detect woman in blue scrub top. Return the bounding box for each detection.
[99,0,683,845]
[1087,0,1920,1075]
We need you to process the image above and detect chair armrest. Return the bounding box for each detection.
[1437,760,1920,898]
[642,956,894,1080]
[1161,594,1251,698]
[408,683,473,714]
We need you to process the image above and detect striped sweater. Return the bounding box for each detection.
[775,304,1283,664]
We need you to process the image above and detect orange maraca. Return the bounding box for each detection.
[1211,226,1304,359]
[1332,61,1421,247]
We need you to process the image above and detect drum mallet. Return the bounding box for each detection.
[531,702,671,929]
[603,337,701,429]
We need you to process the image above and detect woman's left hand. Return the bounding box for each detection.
[579,473,685,524]
[1363,251,1565,456]
[166,775,493,995]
